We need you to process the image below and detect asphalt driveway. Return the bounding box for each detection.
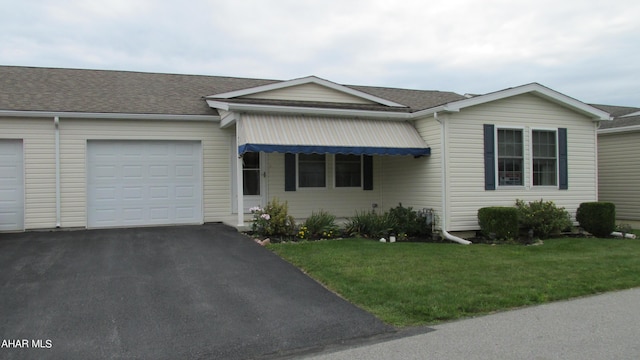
[0,224,391,359]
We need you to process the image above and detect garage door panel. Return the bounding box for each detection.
[94,186,117,200]
[176,207,196,220]
[176,165,196,178]
[0,140,24,231]
[93,165,118,180]
[150,165,169,178]
[122,186,144,200]
[175,186,195,199]
[0,165,20,180]
[150,207,170,219]
[87,140,202,228]
[149,186,169,200]
[123,165,143,179]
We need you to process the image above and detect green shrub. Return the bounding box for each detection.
[301,210,339,240]
[345,211,396,239]
[387,203,431,237]
[515,199,572,239]
[477,207,519,242]
[576,202,616,237]
[250,198,296,238]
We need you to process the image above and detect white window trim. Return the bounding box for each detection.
[495,126,526,189]
[332,154,364,189]
[530,127,560,189]
[296,153,328,190]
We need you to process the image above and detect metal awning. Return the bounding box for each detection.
[237,114,430,156]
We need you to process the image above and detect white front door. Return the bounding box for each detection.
[241,152,266,212]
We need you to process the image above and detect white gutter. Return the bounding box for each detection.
[54,116,61,228]
[0,110,220,121]
[436,112,472,245]
[598,124,640,135]
[206,100,413,120]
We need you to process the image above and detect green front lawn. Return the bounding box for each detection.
[268,238,640,326]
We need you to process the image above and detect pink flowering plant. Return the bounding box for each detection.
[250,198,296,239]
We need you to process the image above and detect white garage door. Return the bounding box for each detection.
[87,140,203,228]
[0,139,24,231]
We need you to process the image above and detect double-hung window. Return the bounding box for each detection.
[298,154,326,188]
[497,128,524,186]
[335,154,362,188]
[485,124,567,190]
[532,130,557,186]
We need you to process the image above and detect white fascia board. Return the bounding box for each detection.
[417,83,611,121]
[207,75,407,108]
[598,124,640,135]
[0,110,220,121]
[206,100,230,111]
[411,105,454,119]
[209,101,412,120]
[220,112,240,128]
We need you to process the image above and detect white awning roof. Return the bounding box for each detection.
[237,114,430,156]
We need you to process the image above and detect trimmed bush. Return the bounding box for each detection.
[516,199,572,239]
[576,202,616,237]
[387,203,431,238]
[478,207,519,242]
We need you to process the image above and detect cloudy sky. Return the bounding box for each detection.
[1,0,638,105]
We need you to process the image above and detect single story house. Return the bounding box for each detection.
[595,104,640,226]
[0,66,611,242]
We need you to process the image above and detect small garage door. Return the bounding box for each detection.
[87,140,203,228]
[0,139,24,231]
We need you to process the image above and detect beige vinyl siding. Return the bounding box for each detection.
[241,83,377,104]
[445,93,598,231]
[266,153,382,218]
[381,117,443,218]
[59,119,231,227]
[0,117,56,229]
[598,130,640,221]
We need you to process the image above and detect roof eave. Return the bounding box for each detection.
[598,124,640,135]
[0,110,221,121]
[206,100,413,120]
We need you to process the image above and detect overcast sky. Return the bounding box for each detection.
[1,0,638,106]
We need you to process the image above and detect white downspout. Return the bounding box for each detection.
[54,116,61,228]
[236,117,245,227]
[435,112,471,245]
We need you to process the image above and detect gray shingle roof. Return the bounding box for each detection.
[0,66,279,115]
[0,66,464,116]
[348,84,467,111]
[591,104,640,130]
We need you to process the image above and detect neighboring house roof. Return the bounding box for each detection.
[592,104,640,131]
[0,66,465,116]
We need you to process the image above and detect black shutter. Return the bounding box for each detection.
[284,153,296,191]
[484,124,496,190]
[363,155,373,190]
[558,128,568,190]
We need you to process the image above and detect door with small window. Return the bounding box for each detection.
[241,152,266,213]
